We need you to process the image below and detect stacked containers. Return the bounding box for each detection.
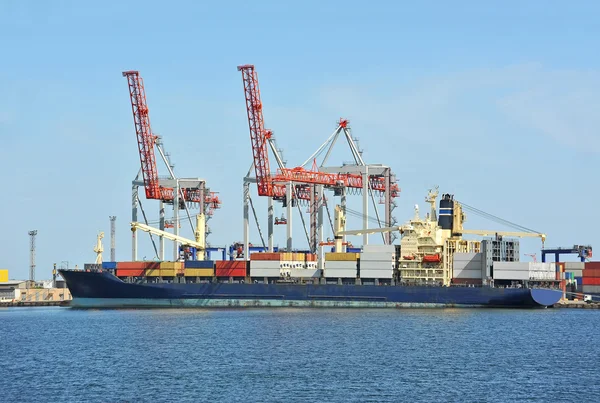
[324,252,358,278]
[184,260,214,277]
[582,262,600,294]
[359,245,394,279]
[159,261,184,277]
[565,262,584,291]
[250,252,281,278]
[216,260,247,277]
[291,253,321,278]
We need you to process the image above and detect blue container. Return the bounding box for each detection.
[184,260,215,269]
[102,261,117,270]
[575,276,582,286]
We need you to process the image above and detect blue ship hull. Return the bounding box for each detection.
[59,270,562,309]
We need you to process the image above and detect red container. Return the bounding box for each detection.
[583,268,600,278]
[116,268,145,277]
[582,277,600,285]
[585,262,600,270]
[116,261,147,269]
[215,261,247,277]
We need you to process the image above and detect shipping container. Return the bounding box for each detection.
[249,252,281,261]
[160,269,177,277]
[250,268,280,277]
[359,261,392,270]
[360,252,393,261]
[565,262,585,270]
[215,260,247,277]
[0,269,8,282]
[290,269,321,278]
[184,268,214,277]
[101,262,117,270]
[116,269,145,277]
[359,269,393,279]
[325,253,359,261]
[160,262,184,270]
[453,253,483,279]
[117,261,149,270]
[583,268,600,277]
[184,260,214,269]
[582,277,600,286]
[582,285,600,295]
[305,254,317,262]
[323,269,356,278]
[585,262,600,270]
[145,268,161,277]
[324,261,358,270]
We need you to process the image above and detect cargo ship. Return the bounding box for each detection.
[59,190,563,309]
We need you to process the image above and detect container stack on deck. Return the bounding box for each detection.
[324,253,358,279]
[582,262,600,295]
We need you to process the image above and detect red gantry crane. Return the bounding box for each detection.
[123,70,221,260]
[237,65,398,255]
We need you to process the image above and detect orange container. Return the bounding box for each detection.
[116,268,145,277]
[250,252,281,261]
[583,268,600,278]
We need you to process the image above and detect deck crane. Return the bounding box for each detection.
[94,232,105,264]
[130,214,206,260]
[122,71,221,260]
[237,65,398,255]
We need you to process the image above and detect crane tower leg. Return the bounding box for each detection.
[362,167,369,246]
[159,200,165,260]
[268,197,274,252]
[286,183,293,251]
[132,183,138,261]
[317,185,324,262]
[384,168,391,245]
[243,181,250,261]
[173,181,180,261]
[341,188,347,252]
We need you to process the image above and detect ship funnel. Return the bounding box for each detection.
[438,194,454,231]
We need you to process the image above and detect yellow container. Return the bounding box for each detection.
[184,268,214,277]
[0,269,8,282]
[325,253,359,261]
[292,253,305,261]
[160,261,184,270]
[281,252,293,261]
[145,268,161,277]
[160,269,177,277]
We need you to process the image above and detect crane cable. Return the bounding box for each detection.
[457,201,541,234]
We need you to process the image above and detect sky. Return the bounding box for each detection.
[0,0,599,279]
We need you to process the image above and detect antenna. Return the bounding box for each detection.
[28,230,37,282]
[109,216,117,261]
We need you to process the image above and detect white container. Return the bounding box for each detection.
[323,269,356,278]
[325,261,358,269]
[250,261,281,269]
[360,262,392,270]
[290,269,321,278]
[359,269,393,279]
[565,262,585,270]
[360,252,393,261]
[250,268,281,277]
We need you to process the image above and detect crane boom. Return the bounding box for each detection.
[122,70,161,200]
[457,229,546,244]
[237,65,273,197]
[130,221,205,250]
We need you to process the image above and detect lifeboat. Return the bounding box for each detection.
[403,255,415,260]
[422,254,441,263]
